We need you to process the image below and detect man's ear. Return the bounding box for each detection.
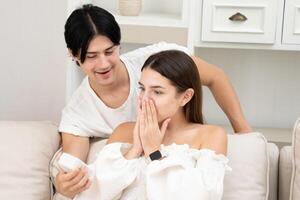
[67,48,79,62]
[180,88,194,106]
[67,48,73,57]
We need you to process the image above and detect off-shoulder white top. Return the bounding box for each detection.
[75,143,231,200]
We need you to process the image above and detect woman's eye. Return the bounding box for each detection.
[138,86,145,91]
[154,90,163,95]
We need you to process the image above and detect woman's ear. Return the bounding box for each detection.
[180,88,194,106]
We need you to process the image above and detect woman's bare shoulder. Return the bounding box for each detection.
[196,124,228,155]
[107,122,135,144]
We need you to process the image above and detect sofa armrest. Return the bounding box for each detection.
[268,143,279,200]
[279,145,293,200]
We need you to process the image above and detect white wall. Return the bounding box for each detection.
[196,48,300,129]
[0,1,299,129]
[0,1,67,122]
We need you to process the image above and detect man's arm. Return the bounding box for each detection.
[53,133,91,198]
[192,56,251,133]
[61,133,90,162]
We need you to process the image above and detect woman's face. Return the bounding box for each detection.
[75,35,121,87]
[139,68,186,123]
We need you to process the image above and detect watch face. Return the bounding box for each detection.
[149,150,162,161]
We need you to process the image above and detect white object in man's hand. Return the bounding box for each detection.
[58,153,94,179]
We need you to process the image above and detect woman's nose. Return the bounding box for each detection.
[141,92,150,100]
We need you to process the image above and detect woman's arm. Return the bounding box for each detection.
[192,56,251,133]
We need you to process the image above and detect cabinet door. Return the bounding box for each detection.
[282,0,300,44]
[201,0,279,44]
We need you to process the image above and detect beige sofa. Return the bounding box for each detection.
[279,118,300,200]
[0,120,298,200]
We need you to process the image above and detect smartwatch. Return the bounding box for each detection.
[149,150,163,161]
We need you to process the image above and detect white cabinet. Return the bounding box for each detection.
[282,0,300,44]
[196,0,300,50]
[201,0,279,44]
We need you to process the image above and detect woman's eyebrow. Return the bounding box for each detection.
[138,82,144,86]
[150,86,165,89]
[138,82,165,89]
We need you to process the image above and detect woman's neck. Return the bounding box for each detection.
[163,111,190,135]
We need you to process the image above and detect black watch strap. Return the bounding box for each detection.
[149,150,162,161]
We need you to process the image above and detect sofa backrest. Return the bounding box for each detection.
[224,133,270,200]
[0,121,60,200]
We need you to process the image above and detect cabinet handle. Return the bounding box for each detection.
[229,12,247,22]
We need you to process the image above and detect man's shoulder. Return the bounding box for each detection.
[63,77,95,110]
[121,42,189,59]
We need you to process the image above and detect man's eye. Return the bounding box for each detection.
[86,55,96,59]
[154,91,163,95]
[105,51,113,55]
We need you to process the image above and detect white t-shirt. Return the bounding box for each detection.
[58,42,189,138]
[74,143,231,200]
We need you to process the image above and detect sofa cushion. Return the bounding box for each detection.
[223,132,270,200]
[0,121,60,200]
[290,117,300,200]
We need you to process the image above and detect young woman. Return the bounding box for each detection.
[74,50,230,200]
[54,4,247,198]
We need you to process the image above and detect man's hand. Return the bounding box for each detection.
[55,168,91,198]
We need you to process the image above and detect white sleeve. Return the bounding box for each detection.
[121,42,190,73]
[146,149,231,200]
[123,42,190,59]
[75,143,141,200]
[135,41,190,56]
